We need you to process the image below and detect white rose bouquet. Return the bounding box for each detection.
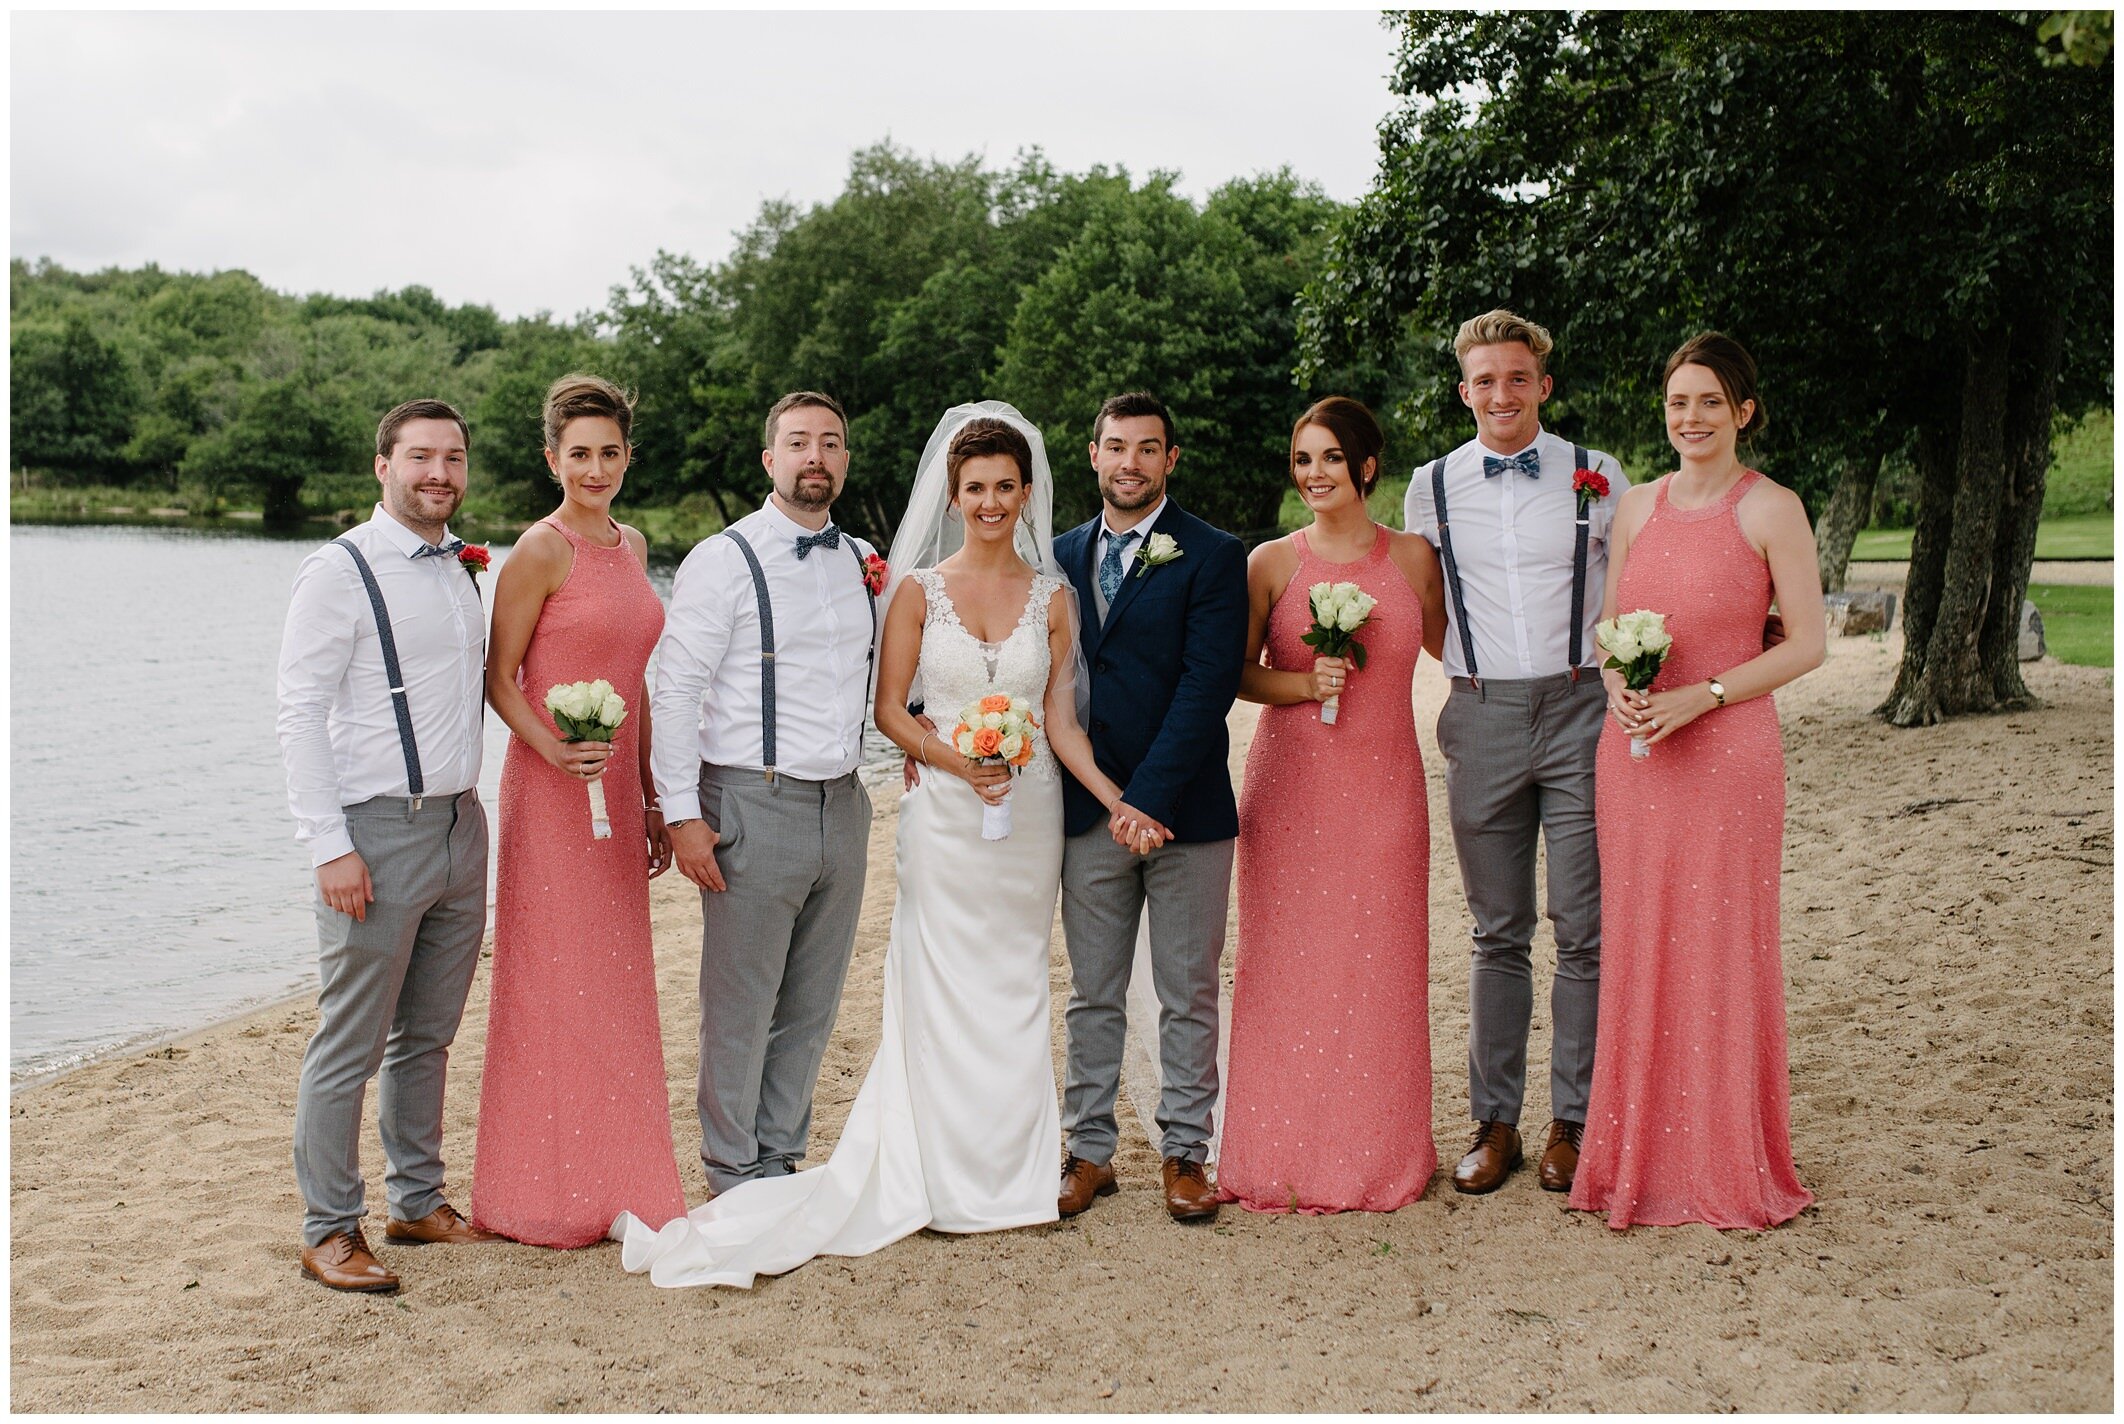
[1302,581,1379,726]
[1594,610,1674,759]
[545,679,628,838]
[951,692,1040,840]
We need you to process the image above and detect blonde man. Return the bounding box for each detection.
[1405,311,1623,1196]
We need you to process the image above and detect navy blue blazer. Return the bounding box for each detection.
[1056,500,1248,842]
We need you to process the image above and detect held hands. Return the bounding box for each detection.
[1308,655,1350,703]
[316,851,374,922]
[1762,612,1786,650]
[1611,681,1720,746]
[1109,800,1171,856]
[670,819,727,893]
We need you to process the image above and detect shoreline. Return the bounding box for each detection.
[11,634,2113,1411]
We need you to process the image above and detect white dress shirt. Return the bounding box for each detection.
[276,505,487,866]
[652,499,878,818]
[1096,495,1169,580]
[1403,428,1624,681]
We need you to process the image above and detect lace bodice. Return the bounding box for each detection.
[912,568,1063,782]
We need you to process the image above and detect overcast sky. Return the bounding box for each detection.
[12,9,1401,320]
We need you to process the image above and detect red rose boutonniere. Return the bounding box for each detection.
[861,553,889,596]
[1572,468,1609,513]
[459,543,492,582]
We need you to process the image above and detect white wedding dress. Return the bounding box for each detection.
[612,568,1065,1288]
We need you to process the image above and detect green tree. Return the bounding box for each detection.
[10,315,139,477]
[1301,11,2111,725]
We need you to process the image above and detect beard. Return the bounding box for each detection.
[386,480,463,530]
[779,467,837,512]
[1098,473,1162,512]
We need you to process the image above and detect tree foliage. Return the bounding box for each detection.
[1300,11,2111,725]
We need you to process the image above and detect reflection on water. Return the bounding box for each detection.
[9,524,899,1085]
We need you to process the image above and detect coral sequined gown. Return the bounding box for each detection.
[472,515,686,1247]
[1218,528,1435,1213]
[1571,471,1813,1229]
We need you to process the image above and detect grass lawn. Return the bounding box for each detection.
[2027,583,2112,668]
[1851,513,2114,562]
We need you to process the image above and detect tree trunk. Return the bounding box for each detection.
[1875,414,1958,720]
[1878,327,2011,726]
[1979,308,2066,708]
[1814,448,1885,593]
[263,474,306,529]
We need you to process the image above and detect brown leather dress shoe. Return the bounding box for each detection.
[1538,1120,1584,1192]
[1451,1119,1523,1194]
[385,1201,505,1246]
[1058,1153,1117,1217]
[300,1227,399,1293]
[1161,1156,1219,1221]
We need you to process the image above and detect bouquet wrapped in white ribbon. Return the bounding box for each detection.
[545,679,628,838]
[1594,610,1674,758]
[1301,581,1379,726]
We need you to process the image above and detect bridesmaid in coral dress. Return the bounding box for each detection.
[1571,333,1826,1230]
[471,374,686,1246]
[1219,397,1448,1213]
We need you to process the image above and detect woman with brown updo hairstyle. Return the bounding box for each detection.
[1218,395,1449,1214]
[470,372,687,1246]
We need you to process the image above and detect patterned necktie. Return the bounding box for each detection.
[412,538,466,559]
[1097,529,1139,604]
[1482,449,1543,479]
[794,525,841,560]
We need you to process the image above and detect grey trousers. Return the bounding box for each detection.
[1061,827,1234,1164]
[694,764,870,1194]
[1435,673,1603,1128]
[293,791,488,1247]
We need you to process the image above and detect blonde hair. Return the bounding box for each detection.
[1453,309,1555,376]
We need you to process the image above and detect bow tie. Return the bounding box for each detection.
[412,538,466,559]
[794,525,842,560]
[1483,450,1543,479]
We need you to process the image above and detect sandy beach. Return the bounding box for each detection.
[11,631,2112,1412]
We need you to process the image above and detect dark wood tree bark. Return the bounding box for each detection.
[1878,327,2012,726]
[1876,412,1959,720]
[1814,448,1886,592]
[1980,307,2067,708]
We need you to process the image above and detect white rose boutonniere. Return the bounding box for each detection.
[1135,531,1183,577]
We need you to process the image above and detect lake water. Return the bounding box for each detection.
[9,524,899,1085]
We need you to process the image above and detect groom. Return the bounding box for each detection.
[1054,392,1248,1223]
[1405,311,1624,1195]
[655,391,882,1196]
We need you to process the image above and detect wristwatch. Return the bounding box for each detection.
[668,818,700,830]
[1708,677,1727,707]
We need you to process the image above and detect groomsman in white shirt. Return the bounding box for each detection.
[277,399,503,1292]
[654,391,882,1195]
[1405,312,1624,1197]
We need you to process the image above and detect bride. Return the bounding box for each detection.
[611,401,1137,1287]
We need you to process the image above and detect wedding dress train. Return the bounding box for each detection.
[612,570,1065,1287]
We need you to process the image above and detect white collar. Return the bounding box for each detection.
[759,497,834,542]
[1473,427,1547,462]
[368,503,457,558]
[1100,496,1168,542]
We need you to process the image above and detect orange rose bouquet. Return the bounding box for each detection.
[952,692,1040,840]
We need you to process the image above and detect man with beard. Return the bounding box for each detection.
[654,392,883,1195]
[277,398,502,1292]
[1052,392,1248,1223]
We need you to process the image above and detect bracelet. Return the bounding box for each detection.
[918,730,936,766]
[644,803,662,813]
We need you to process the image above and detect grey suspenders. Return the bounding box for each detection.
[720,527,879,783]
[333,537,426,809]
[1430,442,1592,688]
